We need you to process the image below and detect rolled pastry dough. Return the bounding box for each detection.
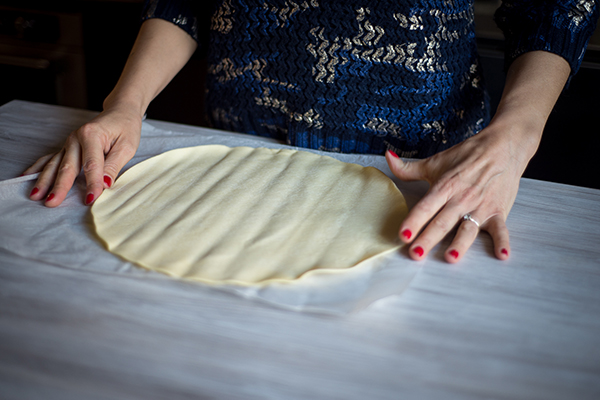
[91,145,407,285]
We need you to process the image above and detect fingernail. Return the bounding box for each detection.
[413,246,424,257]
[46,193,55,202]
[501,248,509,256]
[388,150,400,159]
[401,229,412,240]
[103,175,112,188]
[30,187,39,197]
[449,249,459,259]
[85,193,95,205]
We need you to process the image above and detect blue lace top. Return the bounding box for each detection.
[142,0,598,157]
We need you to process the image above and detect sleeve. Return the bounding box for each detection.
[494,0,600,76]
[141,0,200,42]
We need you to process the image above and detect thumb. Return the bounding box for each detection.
[385,150,426,182]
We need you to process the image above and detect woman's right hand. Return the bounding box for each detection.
[23,16,199,208]
[23,103,142,207]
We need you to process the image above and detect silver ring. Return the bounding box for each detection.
[462,213,480,228]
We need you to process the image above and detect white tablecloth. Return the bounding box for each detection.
[1,101,599,400]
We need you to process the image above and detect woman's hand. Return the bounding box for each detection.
[385,121,528,263]
[22,18,198,207]
[385,51,571,262]
[23,105,142,207]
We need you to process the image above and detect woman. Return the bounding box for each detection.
[23,0,599,262]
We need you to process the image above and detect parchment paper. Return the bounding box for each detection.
[0,110,423,314]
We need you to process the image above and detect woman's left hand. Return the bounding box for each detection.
[385,51,571,263]
[385,120,532,263]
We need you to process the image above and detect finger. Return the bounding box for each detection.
[385,150,427,182]
[407,205,463,260]
[102,137,138,189]
[386,150,444,244]
[445,213,483,263]
[78,127,107,205]
[23,153,55,175]
[483,215,510,260]
[29,151,64,201]
[397,187,450,244]
[44,138,83,207]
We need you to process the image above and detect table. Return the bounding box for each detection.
[1,100,599,400]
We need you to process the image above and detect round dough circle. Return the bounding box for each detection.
[91,145,407,285]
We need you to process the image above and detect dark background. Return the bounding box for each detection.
[1,0,599,189]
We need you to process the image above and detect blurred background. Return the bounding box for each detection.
[1,0,598,188]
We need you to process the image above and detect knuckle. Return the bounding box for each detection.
[461,186,481,202]
[51,176,75,193]
[34,173,52,188]
[87,182,104,193]
[42,158,62,173]
[82,159,101,174]
[77,123,99,139]
[36,153,55,164]
[58,162,77,175]
[434,176,458,198]
[413,198,436,215]
[431,217,451,232]
[50,182,68,194]
[102,163,118,176]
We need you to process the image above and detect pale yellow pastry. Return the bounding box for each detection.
[91,145,407,285]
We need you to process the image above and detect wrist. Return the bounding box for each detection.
[102,89,148,119]
[486,51,570,161]
[483,111,544,170]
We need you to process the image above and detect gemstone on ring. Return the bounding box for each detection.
[462,213,480,228]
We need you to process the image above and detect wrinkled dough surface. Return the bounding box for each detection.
[91,145,407,285]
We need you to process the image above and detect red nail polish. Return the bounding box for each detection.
[86,193,95,205]
[104,175,112,188]
[401,229,412,240]
[501,248,509,256]
[46,193,55,202]
[30,187,39,197]
[413,246,424,257]
[449,249,459,259]
[388,150,400,159]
